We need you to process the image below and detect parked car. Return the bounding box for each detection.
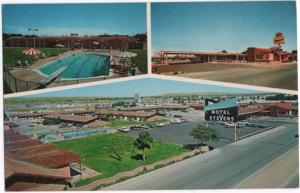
[218,121,226,125]
[130,125,143,130]
[179,118,189,123]
[173,115,183,118]
[118,127,130,133]
[256,122,269,128]
[146,123,155,128]
[236,122,247,128]
[156,122,165,127]
[170,119,181,124]
[225,122,235,128]
[208,121,217,125]
[141,125,150,129]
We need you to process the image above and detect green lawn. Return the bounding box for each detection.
[108,119,143,128]
[130,49,147,74]
[54,133,188,187]
[3,47,68,67]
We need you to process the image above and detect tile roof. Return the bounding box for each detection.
[238,107,269,115]
[45,114,96,123]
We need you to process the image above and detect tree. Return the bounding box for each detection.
[190,124,220,146]
[133,131,153,160]
[221,50,228,53]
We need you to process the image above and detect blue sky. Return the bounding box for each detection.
[152,1,297,53]
[20,78,264,98]
[3,3,146,36]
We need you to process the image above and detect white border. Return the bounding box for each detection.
[1,1,299,193]
[4,74,298,99]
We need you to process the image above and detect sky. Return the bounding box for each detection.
[152,1,297,53]
[2,3,146,36]
[20,77,264,98]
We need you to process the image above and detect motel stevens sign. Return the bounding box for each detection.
[204,98,239,122]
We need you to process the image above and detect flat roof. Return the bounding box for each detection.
[121,105,189,111]
[96,109,156,118]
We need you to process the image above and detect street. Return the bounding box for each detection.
[105,122,298,190]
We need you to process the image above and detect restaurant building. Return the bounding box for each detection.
[243,47,291,63]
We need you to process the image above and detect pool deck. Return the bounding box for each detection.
[8,49,137,88]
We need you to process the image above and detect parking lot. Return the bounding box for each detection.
[10,119,78,136]
[9,110,297,148]
[122,111,294,148]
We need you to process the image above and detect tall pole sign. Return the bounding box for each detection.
[204,97,239,141]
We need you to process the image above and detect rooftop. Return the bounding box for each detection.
[45,114,97,123]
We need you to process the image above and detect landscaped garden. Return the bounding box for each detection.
[54,133,188,187]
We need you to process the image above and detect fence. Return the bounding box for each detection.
[3,67,43,93]
[236,126,276,141]
[3,68,122,93]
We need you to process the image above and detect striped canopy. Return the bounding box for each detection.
[23,48,42,56]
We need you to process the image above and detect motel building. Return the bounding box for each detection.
[153,46,295,65]
[237,102,296,120]
[4,35,145,50]
[9,112,48,121]
[4,126,82,191]
[95,109,165,122]
[120,104,190,112]
[155,50,247,64]
[44,114,97,126]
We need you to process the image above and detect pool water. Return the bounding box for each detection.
[38,52,110,79]
[62,128,107,138]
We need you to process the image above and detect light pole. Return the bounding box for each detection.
[28,27,38,48]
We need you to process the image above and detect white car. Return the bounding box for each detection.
[225,122,235,128]
[170,119,181,124]
[118,127,130,133]
[156,123,165,127]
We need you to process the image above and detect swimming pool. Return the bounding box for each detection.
[37,52,110,80]
[62,128,107,138]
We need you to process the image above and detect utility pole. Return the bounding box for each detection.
[28,27,38,48]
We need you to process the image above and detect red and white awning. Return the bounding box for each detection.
[22,48,42,56]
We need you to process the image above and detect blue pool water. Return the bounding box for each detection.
[38,52,110,79]
[62,128,107,138]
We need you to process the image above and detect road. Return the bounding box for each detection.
[105,122,298,190]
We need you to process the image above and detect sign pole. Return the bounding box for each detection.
[234,123,237,142]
